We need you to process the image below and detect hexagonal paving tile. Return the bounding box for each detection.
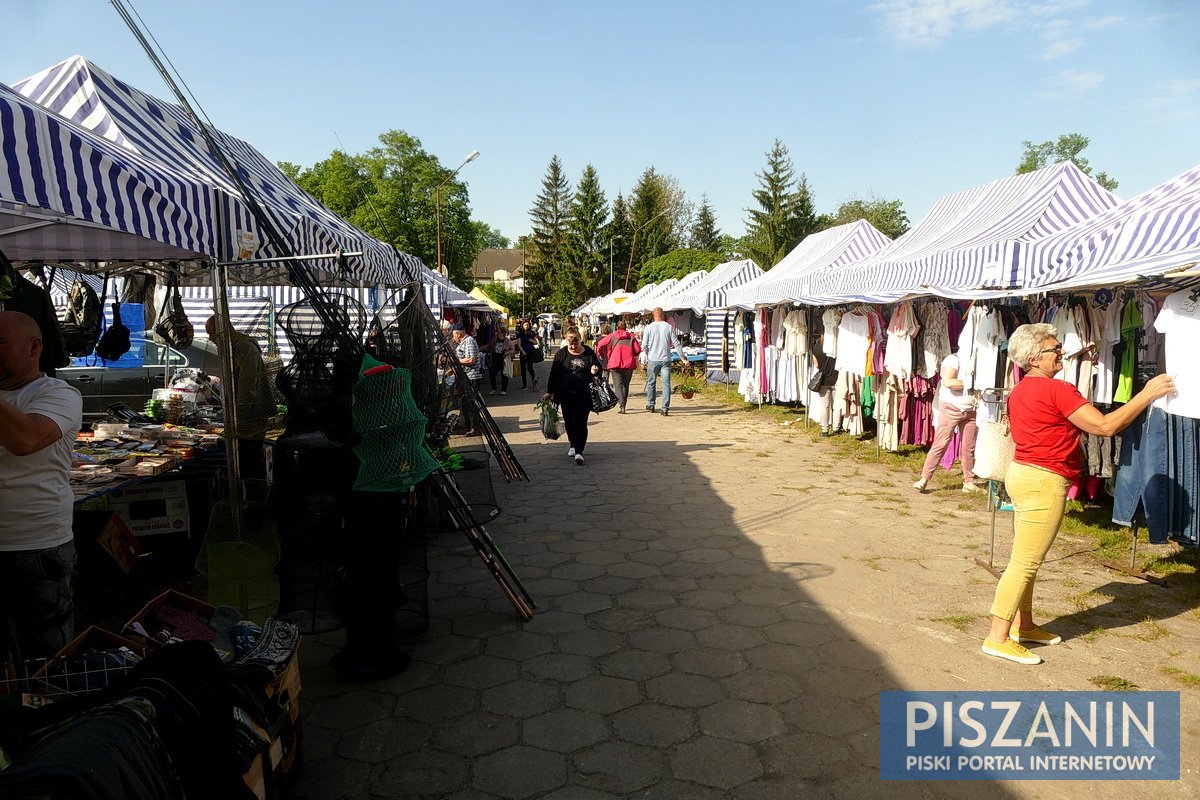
[694,624,766,652]
[522,653,594,682]
[547,539,596,554]
[735,586,799,607]
[762,619,837,647]
[520,551,574,569]
[523,707,609,753]
[480,679,561,718]
[671,647,748,678]
[394,684,477,723]
[627,549,677,567]
[680,547,732,564]
[574,528,619,542]
[520,610,589,636]
[289,756,371,799]
[744,642,821,674]
[444,655,520,689]
[539,787,620,800]
[580,574,638,595]
[597,649,672,680]
[654,607,719,631]
[524,577,582,597]
[554,591,614,614]
[372,749,470,798]
[453,611,523,638]
[550,563,606,581]
[722,668,803,704]
[556,628,624,657]
[698,699,786,743]
[432,711,520,757]
[306,689,395,730]
[679,589,737,610]
[760,731,853,780]
[671,736,763,789]
[628,626,697,654]
[618,591,678,612]
[564,675,641,713]
[574,741,667,794]
[612,703,696,747]
[576,550,627,567]
[485,631,556,661]
[642,575,698,594]
[646,673,726,709]
[716,604,784,627]
[472,745,566,799]
[334,718,428,762]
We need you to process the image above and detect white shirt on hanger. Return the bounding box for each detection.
[1153,288,1200,420]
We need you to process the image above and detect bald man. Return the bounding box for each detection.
[641,307,687,416]
[0,311,83,661]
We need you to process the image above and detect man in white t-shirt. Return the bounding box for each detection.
[913,352,983,494]
[0,311,83,660]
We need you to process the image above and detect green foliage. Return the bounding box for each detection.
[816,195,910,240]
[690,195,722,252]
[637,249,725,289]
[605,193,632,287]
[472,222,511,249]
[1017,133,1119,191]
[276,131,485,287]
[527,155,573,313]
[625,168,677,290]
[743,139,817,270]
[561,164,610,312]
[477,282,522,313]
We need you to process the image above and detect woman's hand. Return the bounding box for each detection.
[1142,374,1176,400]
[540,392,552,403]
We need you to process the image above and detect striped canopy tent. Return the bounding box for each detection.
[723,220,892,309]
[596,282,659,315]
[631,269,710,314]
[1023,162,1200,293]
[0,80,228,263]
[810,162,1119,302]
[13,56,418,285]
[582,290,631,316]
[657,259,764,314]
[627,279,676,314]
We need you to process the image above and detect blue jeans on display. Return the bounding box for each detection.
[1167,413,1198,544]
[646,360,672,410]
[1112,407,1171,543]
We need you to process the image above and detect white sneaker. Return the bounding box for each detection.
[500,391,507,396]
[962,482,985,495]
[488,390,495,396]
[574,453,585,466]
[912,477,929,492]
[567,447,575,457]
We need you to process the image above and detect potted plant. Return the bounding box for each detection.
[676,369,706,399]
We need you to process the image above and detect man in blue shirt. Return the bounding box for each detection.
[640,307,687,416]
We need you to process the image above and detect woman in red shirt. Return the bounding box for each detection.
[595,321,641,414]
[983,323,1174,665]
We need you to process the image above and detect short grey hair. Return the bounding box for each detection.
[1007,323,1058,370]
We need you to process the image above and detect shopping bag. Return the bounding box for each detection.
[537,401,565,440]
[975,418,1015,481]
[589,378,619,413]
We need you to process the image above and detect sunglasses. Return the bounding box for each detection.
[1038,345,1064,356]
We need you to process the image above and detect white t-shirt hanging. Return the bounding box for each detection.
[821,308,842,357]
[834,312,871,377]
[1153,287,1200,420]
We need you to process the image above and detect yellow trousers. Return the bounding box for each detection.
[989,461,1071,621]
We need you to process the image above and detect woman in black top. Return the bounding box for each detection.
[517,320,541,391]
[543,326,602,465]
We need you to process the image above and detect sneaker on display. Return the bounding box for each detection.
[981,637,1042,665]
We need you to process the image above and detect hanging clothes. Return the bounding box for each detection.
[1114,297,1143,403]
[883,301,920,379]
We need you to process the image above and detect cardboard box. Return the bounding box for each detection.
[107,480,189,537]
[94,512,143,574]
[114,456,176,477]
[124,589,215,643]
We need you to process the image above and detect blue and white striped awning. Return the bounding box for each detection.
[630,270,711,314]
[594,282,658,315]
[1023,163,1200,292]
[13,57,420,284]
[658,259,764,314]
[1,80,227,262]
[723,220,892,309]
[810,162,1118,301]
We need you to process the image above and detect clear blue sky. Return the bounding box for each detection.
[6,1,1198,245]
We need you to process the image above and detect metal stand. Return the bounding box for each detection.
[974,479,1009,579]
[1099,523,1168,586]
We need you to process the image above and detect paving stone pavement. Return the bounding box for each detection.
[291,378,1200,799]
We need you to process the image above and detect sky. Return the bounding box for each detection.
[5,1,1198,246]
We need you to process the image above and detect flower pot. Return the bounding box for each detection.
[681,391,695,399]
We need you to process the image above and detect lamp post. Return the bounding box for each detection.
[607,233,621,295]
[622,208,670,292]
[435,149,480,276]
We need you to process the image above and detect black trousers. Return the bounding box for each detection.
[489,355,509,391]
[520,355,538,387]
[561,393,591,454]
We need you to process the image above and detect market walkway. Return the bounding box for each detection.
[291,380,1199,799]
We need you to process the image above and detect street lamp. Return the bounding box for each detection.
[622,207,670,292]
[607,233,621,295]
[435,149,480,275]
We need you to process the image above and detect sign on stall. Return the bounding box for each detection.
[107,481,190,537]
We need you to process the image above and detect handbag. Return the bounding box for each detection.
[154,273,194,349]
[529,345,545,364]
[589,377,619,413]
[975,414,1015,482]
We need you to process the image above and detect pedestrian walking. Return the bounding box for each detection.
[451,324,482,435]
[641,307,688,416]
[517,320,541,391]
[913,352,984,494]
[980,323,1175,665]
[484,324,512,396]
[596,321,640,414]
[543,327,602,466]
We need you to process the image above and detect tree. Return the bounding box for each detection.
[1016,133,1118,191]
[561,164,609,311]
[625,168,676,290]
[637,249,726,289]
[477,281,522,314]
[472,222,511,249]
[526,155,573,313]
[277,130,483,287]
[743,139,817,270]
[816,195,910,240]
[605,193,632,292]
[690,195,722,252]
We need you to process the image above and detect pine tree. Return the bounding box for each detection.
[690,195,722,252]
[625,168,675,290]
[605,193,631,296]
[743,139,817,269]
[561,164,609,311]
[527,155,573,312]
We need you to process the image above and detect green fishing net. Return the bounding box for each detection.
[351,354,439,492]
